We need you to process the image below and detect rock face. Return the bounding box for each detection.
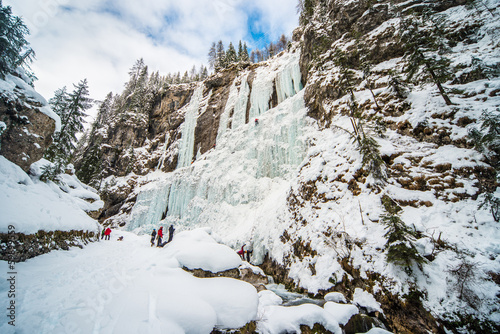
[194,67,239,155]
[0,74,56,172]
[0,230,97,262]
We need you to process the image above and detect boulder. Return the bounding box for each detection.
[0,94,55,172]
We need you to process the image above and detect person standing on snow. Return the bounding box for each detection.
[101,228,105,240]
[167,225,175,243]
[157,226,163,247]
[104,227,112,240]
[150,229,157,247]
[237,244,246,260]
[245,242,253,263]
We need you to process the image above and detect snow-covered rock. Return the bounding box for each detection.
[0,156,100,234]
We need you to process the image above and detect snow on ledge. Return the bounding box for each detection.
[0,157,99,234]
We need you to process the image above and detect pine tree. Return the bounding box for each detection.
[43,87,69,163]
[0,1,35,80]
[249,50,254,63]
[42,79,92,181]
[225,42,237,65]
[190,65,198,81]
[208,42,217,70]
[470,56,497,80]
[388,70,409,99]
[400,16,453,105]
[358,135,386,181]
[199,65,208,80]
[92,92,114,134]
[76,139,103,186]
[125,58,146,93]
[216,40,226,71]
[181,71,189,83]
[382,214,426,272]
[298,0,316,25]
[237,40,244,62]
[242,42,249,62]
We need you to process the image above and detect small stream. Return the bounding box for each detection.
[265,278,326,307]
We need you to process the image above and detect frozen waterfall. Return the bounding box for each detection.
[127,52,311,250]
[176,85,209,168]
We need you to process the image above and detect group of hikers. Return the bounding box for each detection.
[101,227,112,240]
[102,225,252,263]
[151,225,175,247]
[100,225,175,246]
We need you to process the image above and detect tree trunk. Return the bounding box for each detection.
[425,63,453,105]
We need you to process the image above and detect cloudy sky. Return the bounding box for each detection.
[6,0,298,114]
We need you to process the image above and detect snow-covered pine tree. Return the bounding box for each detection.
[359,135,386,181]
[120,59,150,114]
[181,71,189,83]
[382,214,426,273]
[399,15,453,105]
[92,92,114,136]
[43,87,69,164]
[242,42,249,62]
[469,56,497,81]
[0,1,35,80]
[125,58,146,93]
[190,65,198,81]
[237,41,244,62]
[216,40,226,71]
[298,0,316,25]
[225,42,237,65]
[199,65,208,80]
[208,42,217,70]
[388,70,409,99]
[73,92,117,186]
[42,79,93,181]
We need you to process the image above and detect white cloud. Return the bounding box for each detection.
[4,0,298,114]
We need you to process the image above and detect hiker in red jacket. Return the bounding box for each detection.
[157,227,163,247]
[104,228,112,240]
[237,244,245,260]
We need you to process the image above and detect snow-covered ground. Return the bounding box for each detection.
[0,157,101,234]
[0,228,384,334]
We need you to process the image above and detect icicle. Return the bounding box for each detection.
[247,66,275,121]
[276,57,303,104]
[217,73,251,141]
[177,85,209,168]
[128,180,171,230]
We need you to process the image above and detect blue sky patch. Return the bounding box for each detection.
[246,10,271,50]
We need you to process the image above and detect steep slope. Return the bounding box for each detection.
[77,1,500,332]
